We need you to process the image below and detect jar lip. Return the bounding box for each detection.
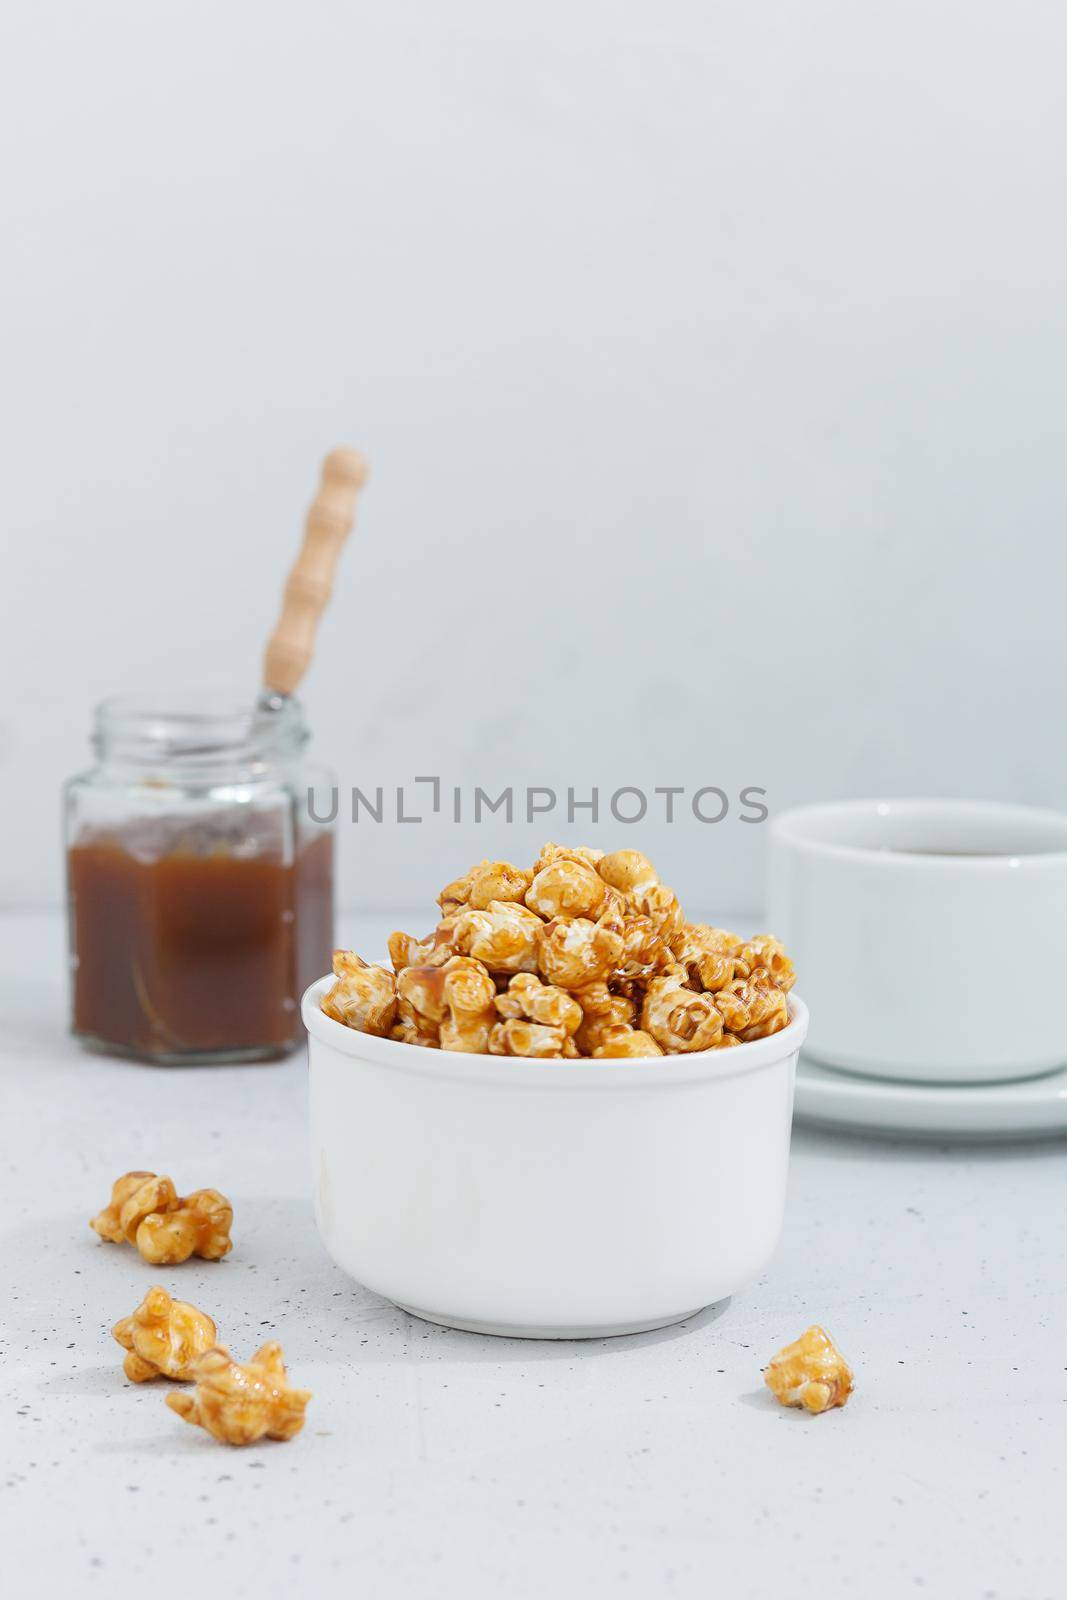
[93,688,308,770]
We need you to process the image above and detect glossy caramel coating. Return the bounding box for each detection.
[325,846,796,1058]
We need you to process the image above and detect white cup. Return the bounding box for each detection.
[303,979,808,1338]
[768,798,1067,1083]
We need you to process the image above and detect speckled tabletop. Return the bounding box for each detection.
[2,911,1062,1600]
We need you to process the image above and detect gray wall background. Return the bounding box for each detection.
[2,0,1065,914]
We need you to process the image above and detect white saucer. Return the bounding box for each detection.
[793,1054,1067,1141]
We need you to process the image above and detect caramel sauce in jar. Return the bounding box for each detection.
[69,830,332,1060]
[65,694,335,1064]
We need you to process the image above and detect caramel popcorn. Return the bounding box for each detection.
[596,849,659,898]
[166,1342,311,1445]
[494,972,583,1036]
[640,973,725,1052]
[90,1172,233,1264]
[90,1171,163,1243]
[439,859,531,915]
[387,918,458,973]
[764,1325,854,1415]
[137,1189,234,1266]
[597,852,684,942]
[438,957,498,1052]
[451,901,543,975]
[615,911,673,979]
[526,856,607,921]
[321,951,397,1036]
[391,998,440,1048]
[324,845,796,1059]
[636,881,684,938]
[573,991,636,1054]
[569,978,626,1015]
[119,1174,180,1243]
[671,924,739,993]
[592,1027,664,1058]
[715,970,790,1042]
[113,1286,217,1383]
[533,843,604,873]
[396,956,497,1052]
[538,908,624,988]
[489,1019,578,1058]
[734,934,796,993]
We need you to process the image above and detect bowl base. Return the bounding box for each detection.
[392,1300,707,1340]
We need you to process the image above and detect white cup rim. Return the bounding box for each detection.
[303,978,809,1086]
[772,797,1067,870]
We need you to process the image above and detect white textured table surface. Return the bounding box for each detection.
[1,910,1062,1600]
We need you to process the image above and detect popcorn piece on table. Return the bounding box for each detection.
[92,1173,176,1247]
[90,1171,161,1243]
[321,951,397,1037]
[112,1286,217,1383]
[763,1325,854,1414]
[166,1342,311,1445]
[136,1188,234,1265]
[91,1172,233,1264]
[119,1175,181,1243]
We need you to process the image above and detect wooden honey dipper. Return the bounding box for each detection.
[259,447,369,710]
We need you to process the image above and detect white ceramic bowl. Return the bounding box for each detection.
[770,798,1067,1084]
[303,979,809,1339]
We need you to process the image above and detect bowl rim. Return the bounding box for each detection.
[772,797,1067,870]
[302,977,808,1088]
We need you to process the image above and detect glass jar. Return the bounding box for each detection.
[64,691,335,1064]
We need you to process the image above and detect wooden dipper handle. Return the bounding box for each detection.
[262,447,369,697]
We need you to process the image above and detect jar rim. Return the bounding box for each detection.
[93,688,309,771]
